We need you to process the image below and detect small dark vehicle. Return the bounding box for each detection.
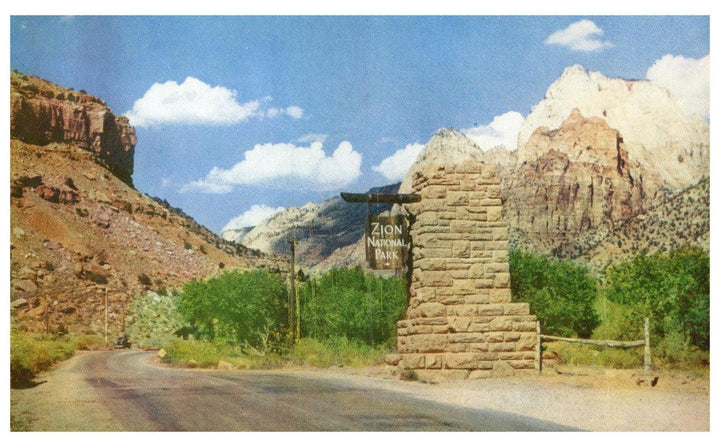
[113,335,131,349]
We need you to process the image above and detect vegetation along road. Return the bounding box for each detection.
[12,350,575,431]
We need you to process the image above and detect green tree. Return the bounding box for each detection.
[603,248,709,351]
[176,270,288,349]
[509,250,599,338]
[299,267,407,346]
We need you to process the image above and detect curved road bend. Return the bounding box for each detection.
[14,350,576,431]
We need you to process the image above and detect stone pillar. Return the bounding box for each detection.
[388,161,537,380]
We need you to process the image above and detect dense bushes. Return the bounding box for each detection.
[602,248,709,353]
[299,267,407,346]
[510,247,709,369]
[10,332,105,388]
[156,268,405,368]
[176,270,288,350]
[510,250,599,338]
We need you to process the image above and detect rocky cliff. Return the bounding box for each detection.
[10,71,136,185]
[222,65,709,273]
[504,108,664,255]
[10,72,285,336]
[518,65,708,189]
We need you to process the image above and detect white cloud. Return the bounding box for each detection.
[462,111,525,151]
[372,143,426,181]
[267,105,305,119]
[545,19,613,52]
[295,133,329,144]
[180,140,362,193]
[222,204,286,231]
[646,54,709,120]
[125,77,303,127]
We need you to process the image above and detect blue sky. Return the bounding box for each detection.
[9,15,710,234]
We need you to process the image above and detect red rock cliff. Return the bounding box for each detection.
[10,71,136,185]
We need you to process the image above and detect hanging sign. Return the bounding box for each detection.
[365,215,408,270]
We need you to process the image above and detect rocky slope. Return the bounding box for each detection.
[10,72,284,336]
[222,183,399,269]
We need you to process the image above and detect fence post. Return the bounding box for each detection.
[535,321,542,374]
[643,317,651,375]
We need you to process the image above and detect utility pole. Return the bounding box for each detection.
[104,287,108,345]
[288,237,297,343]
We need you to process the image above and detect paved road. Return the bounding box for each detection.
[12,350,576,431]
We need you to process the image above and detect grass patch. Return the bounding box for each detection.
[10,332,105,388]
[545,341,643,369]
[159,337,388,370]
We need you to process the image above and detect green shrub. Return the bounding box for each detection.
[286,337,387,368]
[161,339,223,368]
[299,268,407,346]
[177,270,288,350]
[603,248,709,352]
[510,250,599,338]
[10,332,80,387]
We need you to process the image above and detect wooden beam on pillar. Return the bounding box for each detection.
[340,192,421,204]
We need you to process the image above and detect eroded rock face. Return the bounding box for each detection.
[10,71,136,185]
[506,109,659,254]
[518,65,708,189]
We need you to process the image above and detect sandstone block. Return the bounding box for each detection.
[449,220,476,233]
[448,316,472,333]
[468,369,494,380]
[426,354,443,369]
[507,360,535,370]
[417,302,447,318]
[384,354,402,366]
[492,361,515,377]
[444,353,478,369]
[448,333,487,344]
[446,192,469,206]
[425,187,447,199]
[447,305,478,317]
[494,272,510,288]
[489,289,512,303]
[485,332,505,343]
[451,241,471,258]
[488,316,513,331]
[400,354,426,370]
[487,206,502,222]
[504,303,530,315]
[476,304,504,316]
[489,342,517,352]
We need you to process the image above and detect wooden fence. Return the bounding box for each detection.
[536,317,651,375]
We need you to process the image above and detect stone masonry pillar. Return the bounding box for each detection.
[387,161,537,380]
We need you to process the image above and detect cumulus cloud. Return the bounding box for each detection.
[646,54,709,120]
[372,143,426,182]
[180,140,362,193]
[222,204,286,231]
[462,111,525,151]
[125,77,303,127]
[545,19,613,52]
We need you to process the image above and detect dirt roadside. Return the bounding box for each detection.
[282,364,710,432]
